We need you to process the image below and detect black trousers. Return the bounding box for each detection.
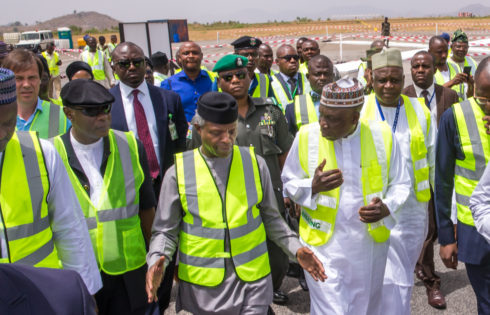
[466,263,490,315]
[95,266,147,315]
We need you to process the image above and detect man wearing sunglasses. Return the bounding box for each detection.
[52,79,156,315]
[187,54,295,307]
[80,37,115,89]
[271,44,311,112]
[230,36,274,99]
[109,41,187,313]
[435,57,490,315]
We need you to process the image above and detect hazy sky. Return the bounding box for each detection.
[5,0,479,25]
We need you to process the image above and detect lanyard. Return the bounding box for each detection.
[285,77,298,99]
[375,97,401,133]
[426,91,435,109]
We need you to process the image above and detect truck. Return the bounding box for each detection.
[15,30,54,53]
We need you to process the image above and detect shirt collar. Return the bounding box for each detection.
[120,80,149,98]
[413,81,435,98]
[36,98,44,112]
[342,121,361,141]
[179,69,208,81]
[279,71,298,83]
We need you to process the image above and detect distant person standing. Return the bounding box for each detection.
[80,37,115,89]
[42,42,61,99]
[108,35,118,56]
[98,36,111,62]
[150,52,169,87]
[381,17,391,36]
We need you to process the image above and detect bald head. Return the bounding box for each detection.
[112,42,144,60]
[257,44,273,74]
[276,45,299,76]
[177,41,203,74]
[302,40,320,62]
[308,55,333,72]
[276,44,296,57]
[307,55,334,93]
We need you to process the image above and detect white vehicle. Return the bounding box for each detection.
[15,30,54,53]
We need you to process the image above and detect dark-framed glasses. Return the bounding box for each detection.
[115,58,145,69]
[71,104,112,117]
[279,54,300,61]
[221,70,248,82]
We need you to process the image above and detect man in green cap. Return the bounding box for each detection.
[361,48,437,315]
[146,89,326,315]
[447,29,477,99]
[188,54,297,306]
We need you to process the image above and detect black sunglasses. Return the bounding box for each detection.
[71,104,112,117]
[279,54,300,61]
[221,70,248,82]
[115,58,145,69]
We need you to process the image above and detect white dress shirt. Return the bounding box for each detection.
[119,81,161,165]
[470,163,490,244]
[281,122,411,315]
[0,140,102,295]
[70,132,104,205]
[413,81,437,118]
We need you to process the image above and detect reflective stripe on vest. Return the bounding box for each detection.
[0,131,61,268]
[271,73,310,112]
[82,51,105,80]
[30,101,68,139]
[251,73,269,98]
[297,121,392,246]
[294,94,317,130]
[453,98,490,226]
[362,94,431,202]
[358,62,367,86]
[53,129,146,274]
[42,51,60,76]
[175,146,270,286]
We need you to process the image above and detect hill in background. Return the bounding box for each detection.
[0,11,119,34]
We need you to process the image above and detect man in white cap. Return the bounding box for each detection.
[361,48,437,314]
[282,78,410,314]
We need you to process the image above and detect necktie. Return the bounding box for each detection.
[132,90,160,179]
[421,90,430,109]
[288,77,297,96]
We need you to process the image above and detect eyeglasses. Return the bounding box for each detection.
[279,54,300,61]
[220,70,248,82]
[70,104,112,117]
[115,58,145,69]
[474,96,490,106]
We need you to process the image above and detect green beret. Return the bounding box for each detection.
[213,55,248,73]
[452,29,468,43]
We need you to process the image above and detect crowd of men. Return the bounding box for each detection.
[0,26,489,315]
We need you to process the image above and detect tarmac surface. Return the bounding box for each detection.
[163,243,477,315]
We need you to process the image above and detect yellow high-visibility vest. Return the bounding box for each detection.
[81,50,106,81]
[362,94,431,202]
[0,131,61,268]
[452,98,490,226]
[175,146,270,286]
[294,94,317,130]
[297,120,392,245]
[53,130,146,275]
[42,51,60,76]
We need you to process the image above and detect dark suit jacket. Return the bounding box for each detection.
[0,264,95,315]
[110,83,187,187]
[403,83,459,126]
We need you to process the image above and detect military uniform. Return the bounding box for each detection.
[187,96,294,292]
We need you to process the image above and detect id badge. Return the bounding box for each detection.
[169,119,178,140]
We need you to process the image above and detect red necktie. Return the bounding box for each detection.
[132,89,160,179]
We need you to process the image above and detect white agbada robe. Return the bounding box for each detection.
[282,122,411,315]
[361,97,437,315]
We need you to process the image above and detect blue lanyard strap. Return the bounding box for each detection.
[427,91,435,108]
[375,97,401,133]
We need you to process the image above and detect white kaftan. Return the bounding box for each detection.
[282,122,411,315]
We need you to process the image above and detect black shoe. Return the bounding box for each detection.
[299,271,309,291]
[273,290,288,305]
[287,262,300,278]
[268,305,276,315]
